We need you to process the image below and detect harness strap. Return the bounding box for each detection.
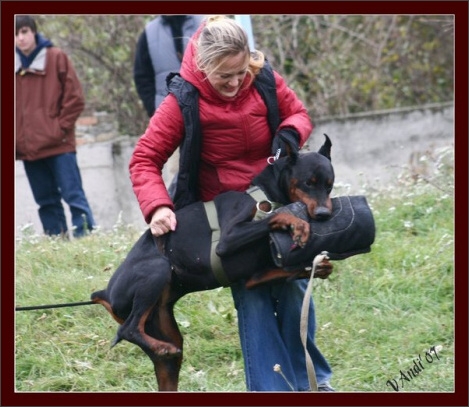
[203,201,230,287]
[203,187,283,288]
[246,186,283,221]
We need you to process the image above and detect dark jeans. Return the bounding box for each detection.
[23,153,95,238]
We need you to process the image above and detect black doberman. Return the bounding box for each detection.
[91,134,335,391]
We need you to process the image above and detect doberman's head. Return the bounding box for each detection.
[253,134,334,220]
[287,135,334,220]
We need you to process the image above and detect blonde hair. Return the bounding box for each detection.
[195,15,265,83]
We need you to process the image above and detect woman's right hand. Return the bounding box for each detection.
[149,206,177,237]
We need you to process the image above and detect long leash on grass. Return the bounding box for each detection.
[14,258,327,313]
[17,255,325,392]
[15,300,96,311]
[300,251,329,392]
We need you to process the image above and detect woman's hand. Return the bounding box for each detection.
[149,206,177,236]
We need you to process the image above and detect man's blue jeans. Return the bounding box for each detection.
[23,153,95,238]
[231,278,332,391]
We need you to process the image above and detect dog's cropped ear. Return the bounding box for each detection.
[286,145,298,165]
[272,129,300,165]
[318,134,332,161]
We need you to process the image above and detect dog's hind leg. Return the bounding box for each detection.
[114,306,181,357]
[151,356,182,391]
[145,284,184,391]
[92,289,176,354]
[144,317,183,392]
[91,290,125,325]
[113,290,182,357]
[110,253,182,357]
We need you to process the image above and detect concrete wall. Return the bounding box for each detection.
[303,102,454,194]
[15,103,454,238]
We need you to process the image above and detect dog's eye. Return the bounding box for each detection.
[305,178,315,187]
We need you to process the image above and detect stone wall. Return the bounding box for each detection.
[15,103,454,238]
[303,102,454,193]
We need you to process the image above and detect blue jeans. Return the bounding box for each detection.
[231,278,332,391]
[23,153,95,238]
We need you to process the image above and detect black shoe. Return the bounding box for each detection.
[318,382,336,392]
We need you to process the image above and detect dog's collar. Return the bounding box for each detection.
[246,186,283,220]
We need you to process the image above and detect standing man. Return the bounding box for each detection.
[133,15,204,190]
[133,15,204,117]
[15,15,96,238]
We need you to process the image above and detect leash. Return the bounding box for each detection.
[15,300,95,312]
[300,251,329,392]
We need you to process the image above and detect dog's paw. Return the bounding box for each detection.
[269,214,310,248]
[314,258,333,279]
[147,338,182,358]
[289,219,310,249]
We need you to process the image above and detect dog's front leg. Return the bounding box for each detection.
[245,255,334,289]
[268,213,310,248]
[215,194,275,256]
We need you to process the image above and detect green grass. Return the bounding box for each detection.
[14,147,454,393]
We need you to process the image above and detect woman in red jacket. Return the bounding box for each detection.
[129,15,334,391]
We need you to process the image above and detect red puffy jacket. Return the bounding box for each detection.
[129,22,313,224]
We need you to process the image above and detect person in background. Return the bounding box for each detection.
[129,15,335,391]
[133,14,204,189]
[133,14,205,118]
[15,15,95,238]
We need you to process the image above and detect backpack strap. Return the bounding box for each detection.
[253,59,280,137]
[167,73,202,210]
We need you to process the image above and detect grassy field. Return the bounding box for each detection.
[14,147,455,393]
